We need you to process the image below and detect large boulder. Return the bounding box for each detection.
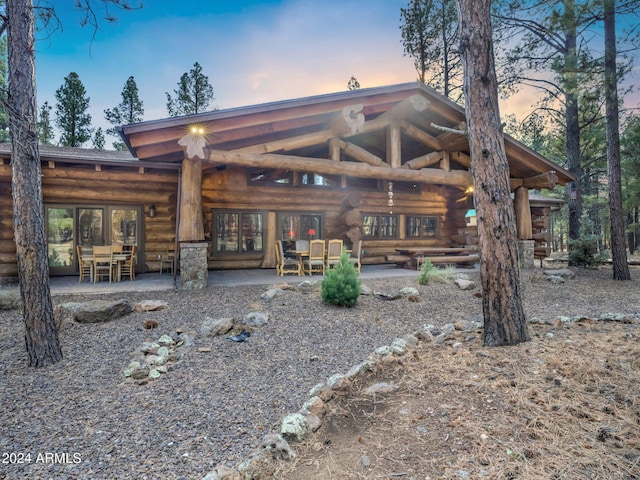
[73,299,132,324]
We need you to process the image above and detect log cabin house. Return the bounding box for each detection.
[0,82,574,282]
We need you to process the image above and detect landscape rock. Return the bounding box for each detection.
[543,268,576,280]
[326,373,352,392]
[364,382,399,394]
[547,275,566,284]
[200,317,234,337]
[296,280,320,294]
[73,299,132,324]
[280,413,310,442]
[374,291,402,301]
[134,300,168,312]
[244,311,269,327]
[399,287,420,297]
[261,288,284,301]
[360,285,373,296]
[454,278,476,290]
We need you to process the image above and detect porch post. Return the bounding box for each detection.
[514,186,534,269]
[177,130,207,289]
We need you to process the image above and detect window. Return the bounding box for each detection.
[299,172,338,187]
[278,213,322,256]
[406,216,438,238]
[248,168,291,185]
[213,210,264,254]
[362,214,398,238]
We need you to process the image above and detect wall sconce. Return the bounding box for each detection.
[149,205,156,218]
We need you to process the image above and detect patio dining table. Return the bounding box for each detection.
[81,252,131,282]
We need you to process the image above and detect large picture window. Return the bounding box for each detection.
[362,214,398,239]
[406,216,438,238]
[213,210,264,254]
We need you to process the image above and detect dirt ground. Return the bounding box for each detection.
[273,271,640,480]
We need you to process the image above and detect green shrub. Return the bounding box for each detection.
[417,258,454,285]
[568,217,606,268]
[321,252,361,307]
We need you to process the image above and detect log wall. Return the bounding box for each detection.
[201,166,460,269]
[0,162,179,278]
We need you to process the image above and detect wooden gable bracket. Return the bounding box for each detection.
[403,150,444,170]
[509,171,558,191]
[400,120,442,150]
[328,138,388,167]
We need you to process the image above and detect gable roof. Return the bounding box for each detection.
[93,83,582,186]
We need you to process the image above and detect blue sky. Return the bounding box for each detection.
[34,1,639,149]
[35,0,422,146]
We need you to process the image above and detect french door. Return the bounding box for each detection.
[46,205,142,276]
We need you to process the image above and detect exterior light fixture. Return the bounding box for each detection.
[149,205,156,218]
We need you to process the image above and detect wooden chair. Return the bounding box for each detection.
[119,245,136,281]
[111,244,123,254]
[93,245,114,283]
[348,239,362,273]
[326,239,343,269]
[304,239,325,275]
[160,249,174,275]
[77,245,92,283]
[275,240,300,276]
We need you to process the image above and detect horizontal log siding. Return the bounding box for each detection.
[202,167,460,269]
[0,163,179,278]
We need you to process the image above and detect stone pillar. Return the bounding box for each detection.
[517,240,535,270]
[180,242,208,289]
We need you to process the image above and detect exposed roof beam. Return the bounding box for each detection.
[206,149,472,187]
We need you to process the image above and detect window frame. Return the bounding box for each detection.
[362,213,399,239]
[212,209,265,256]
[406,215,439,238]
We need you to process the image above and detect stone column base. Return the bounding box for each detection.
[517,240,535,270]
[180,242,208,289]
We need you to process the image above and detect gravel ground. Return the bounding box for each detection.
[1,267,639,480]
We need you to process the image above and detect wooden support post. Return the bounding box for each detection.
[387,122,402,168]
[513,186,532,240]
[178,157,204,241]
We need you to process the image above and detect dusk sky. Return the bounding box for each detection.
[33,1,637,148]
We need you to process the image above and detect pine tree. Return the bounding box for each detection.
[55,72,93,147]
[104,75,144,150]
[400,0,462,101]
[0,35,10,143]
[92,127,105,149]
[347,75,360,90]
[166,62,215,117]
[38,101,55,145]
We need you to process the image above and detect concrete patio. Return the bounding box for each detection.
[44,263,466,295]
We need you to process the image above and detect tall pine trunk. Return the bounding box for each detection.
[456,0,529,346]
[563,0,583,263]
[603,0,630,280]
[7,0,62,366]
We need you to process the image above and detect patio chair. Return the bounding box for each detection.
[160,249,174,275]
[93,245,114,283]
[348,239,362,273]
[326,239,343,269]
[119,245,136,281]
[275,240,300,276]
[304,239,325,275]
[77,245,92,283]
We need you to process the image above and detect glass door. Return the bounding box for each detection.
[47,207,76,275]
